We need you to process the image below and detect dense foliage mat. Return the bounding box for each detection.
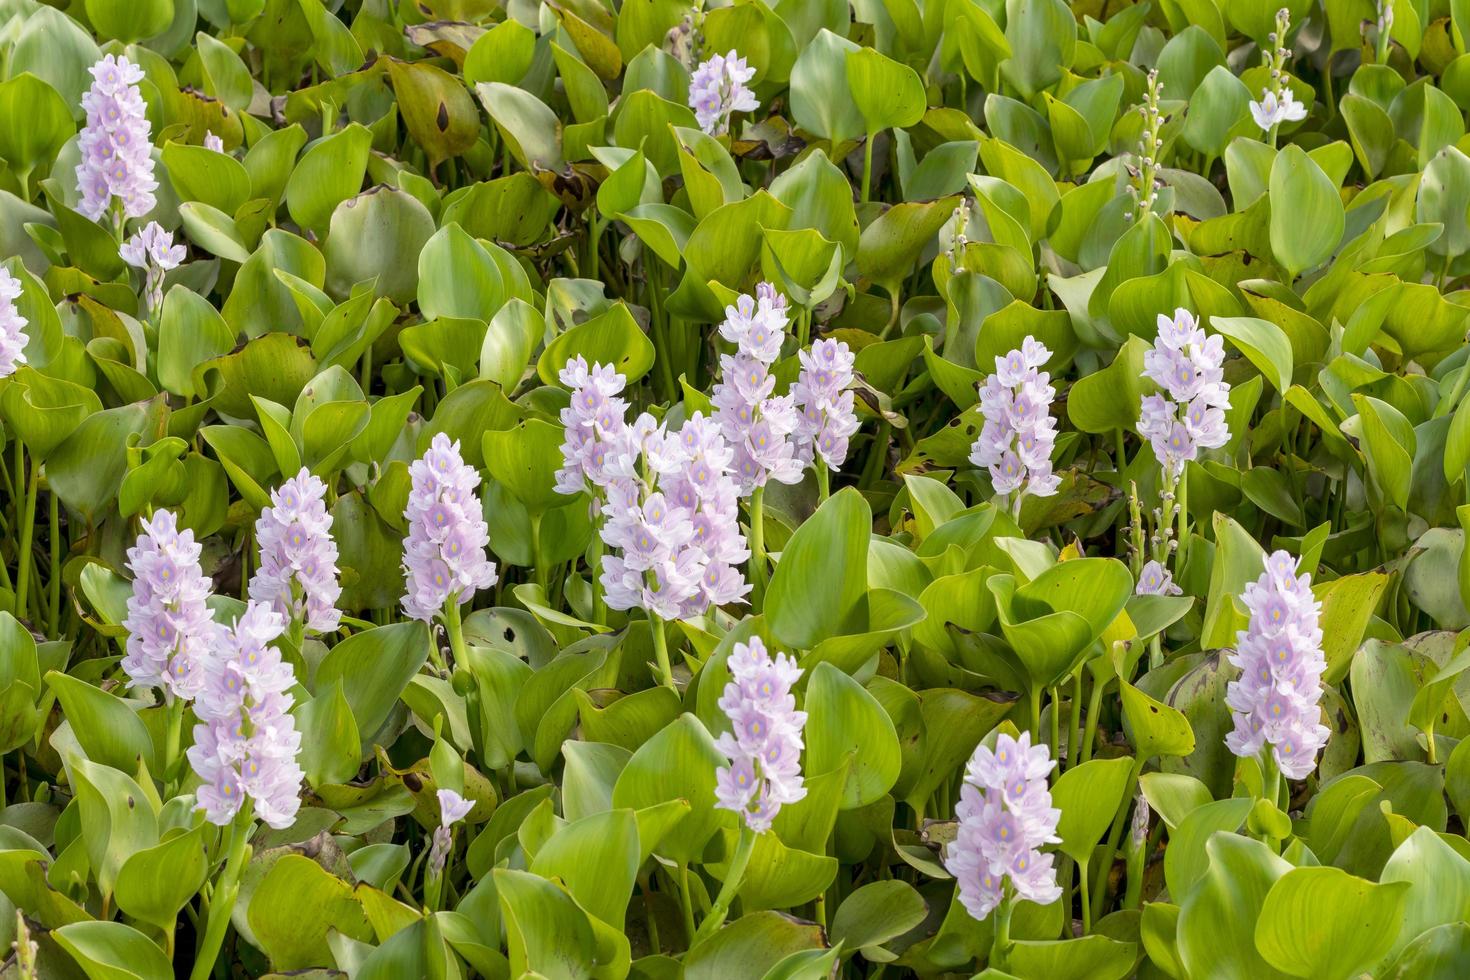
[2,0,1470,977]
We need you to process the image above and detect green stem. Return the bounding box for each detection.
[989,887,1014,970]
[1028,684,1042,743]
[1078,858,1093,933]
[1091,755,1146,916]
[749,486,767,606]
[14,454,37,621]
[530,513,547,593]
[1068,671,1083,769]
[163,696,185,791]
[649,614,676,690]
[1047,685,1060,763]
[815,463,830,503]
[692,825,756,946]
[588,529,607,626]
[861,133,875,203]
[439,601,465,674]
[1175,469,1190,575]
[1081,676,1105,764]
[676,864,696,944]
[47,489,60,639]
[189,812,253,980]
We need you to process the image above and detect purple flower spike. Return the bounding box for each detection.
[251,468,342,636]
[1226,550,1330,780]
[1138,309,1231,479]
[946,731,1062,920]
[0,268,28,378]
[713,637,807,832]
[76,54,157,224]
[188,601,304,829]
[792,339,859,474]
[401,434,498,622]
[119,221,185,317]
[713,283,804,495]
[689,50,758,136]
[970,336,1060,506]
[121,509,217,702]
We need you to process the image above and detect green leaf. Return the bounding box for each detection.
[1052,757,1134,865]
[45,670,154,775]
[1255,866,1410,979]
[831,879,928,956]
[285,123,372,236]
[611,713,735,863]
[536,303,655,387]
[249,854,374,971]
[767,488,870,651]
[1177,832,1293,980]
[114,823,209,931]
[845,48,926,135]
[805,663,901,809]
[1268,145,1345,279]
[0,74,74,181]
[1212,316,1294,393]
[53,920,174,980]
[315,622,430,742]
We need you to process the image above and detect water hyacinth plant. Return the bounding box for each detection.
[5,1,1470,978]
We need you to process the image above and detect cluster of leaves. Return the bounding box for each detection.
[2,0,1470,977]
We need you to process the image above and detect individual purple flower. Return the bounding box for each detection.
[555,356,635,514]
[120,221,185,318]
[75,54,157,225]
[402,434,498,623]
[970,337,1060,511]
[428,788,473,873]
[599,412,750,620]
[121,509,218,702]
[688,49,759,136]
[946,732,1061,920]
[713,637,807,832]
[791,338,859,474]
[251,468,342,636]
[1136,559,1182,596]
[1225,551,1330,780]
[188,601,304,829]
[0,268,28,378]
[204,130,224,152]
[713,284,803,494]
[1249,88,1306,131]
[1137,309,1231,479]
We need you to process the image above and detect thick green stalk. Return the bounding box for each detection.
[650,614,676,690]
[692,825,756,945]
[189,812,253,980]
[989,887,1014,970]
[47,491,60,639]
[749,486,767,605]
[14,456,37,621]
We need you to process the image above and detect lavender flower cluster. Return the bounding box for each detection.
[188,603,304,829]
[713,637,807,832]
[1136,559,1182,596]
[428,788,473,873]
[970,337,1060,505]
[600,413,749,619]
[76,54,157,224]
[946,732,1062,919]
[555,356,634,511]
[401,434,498,623]
[251,468,342,636]
[688,50,758,136]
[556,356,750,619]
[120,221,184,317]
[121,510,217,701]
[1138,309,1231,479]
[791,338,859,474]
[0,268,28,378]
[713,284,803,493]
[1225,551,1331,779]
